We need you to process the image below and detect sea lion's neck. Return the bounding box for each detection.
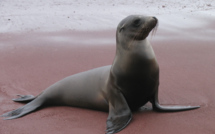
[116,39,154,58]
[112,39,157,76]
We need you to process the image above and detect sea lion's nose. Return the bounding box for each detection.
[152,17,158,22]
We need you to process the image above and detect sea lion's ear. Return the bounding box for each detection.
[119,27,124,33]
[119,24,125,32]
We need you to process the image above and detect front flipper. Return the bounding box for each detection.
[150,86,200,112]
[106,87,132,134]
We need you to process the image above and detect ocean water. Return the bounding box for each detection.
[0,0,215,33]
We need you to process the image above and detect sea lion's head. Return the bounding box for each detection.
[116,15,158,47]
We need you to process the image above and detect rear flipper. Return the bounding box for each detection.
[151,88,200,112]
[151,101,200,112]
[2,96,43,120]
[13,95,36,103]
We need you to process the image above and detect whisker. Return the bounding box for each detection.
[151,20,159,38]
[128,27,143,49]
[128,21,159,49]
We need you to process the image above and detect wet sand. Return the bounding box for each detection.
[1,30,215,134]
[1,1,215,134]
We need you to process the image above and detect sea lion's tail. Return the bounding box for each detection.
[1,95,44,120]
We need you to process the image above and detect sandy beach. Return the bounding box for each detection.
[1,0,215,134]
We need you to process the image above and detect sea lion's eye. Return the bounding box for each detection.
[133,19,141,27]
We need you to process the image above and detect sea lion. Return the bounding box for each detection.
[2,15,200,134]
